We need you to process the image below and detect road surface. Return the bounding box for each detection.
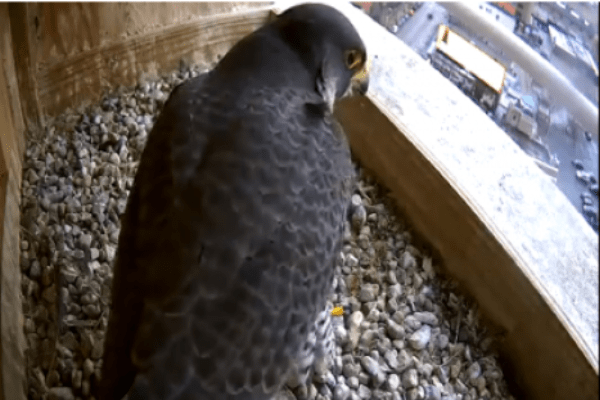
[546,110,598,230]
[396,2,447,57]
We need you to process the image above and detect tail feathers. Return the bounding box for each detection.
[285,302,336,390]
[313,303,336,377]
[123,303,337,400]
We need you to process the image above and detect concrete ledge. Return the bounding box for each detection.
[531,157,558,181]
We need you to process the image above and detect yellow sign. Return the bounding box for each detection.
[435,25,507,93]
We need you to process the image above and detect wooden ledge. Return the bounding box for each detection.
[10,3,273,131]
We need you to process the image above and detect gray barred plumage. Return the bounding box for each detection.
[99,4,369,400]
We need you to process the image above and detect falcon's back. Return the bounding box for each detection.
[99,76,353,400]
[99,4,368,399]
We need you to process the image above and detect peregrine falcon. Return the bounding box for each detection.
[99,4,369,399]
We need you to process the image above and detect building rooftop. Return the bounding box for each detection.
[435,24,507,93]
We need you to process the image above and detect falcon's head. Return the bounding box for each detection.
[274,3,370,112]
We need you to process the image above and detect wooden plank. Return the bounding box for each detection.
[26,3,271,66]
[336,94,598,399]
[280,1,597,399]
[14,4,272,129]
[302,2,598,399]
[0,4,27,399]
[8,3,43,131]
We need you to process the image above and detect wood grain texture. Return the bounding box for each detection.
[36,8,270,119]
[1,4,27,400]
[12,3,271,131]
[28,2,271,64]
[8,3,43,131]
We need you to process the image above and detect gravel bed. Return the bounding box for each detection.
[20,62,516,400]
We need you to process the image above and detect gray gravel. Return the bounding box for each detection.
[20,62,516,400]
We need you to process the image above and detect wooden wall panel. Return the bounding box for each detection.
[10,2,271,131]
[35,8,271,120]
[8,3,42,131]
[30,2,270,64]
[0,3,27,399]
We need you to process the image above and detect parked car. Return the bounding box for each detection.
[576,170,591,184]
[590,183,599,196]
[584,131,592,141]
[576,170,597,185]
[572,159,584,170]
[581,192,593,206]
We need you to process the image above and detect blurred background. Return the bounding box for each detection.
[355,1,599,233]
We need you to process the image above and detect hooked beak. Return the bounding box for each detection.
[351,55,371,95]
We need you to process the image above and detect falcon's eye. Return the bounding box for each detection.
[345,50,362,70]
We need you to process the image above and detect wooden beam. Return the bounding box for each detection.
[36,7,271,119]
[8,3,43,133]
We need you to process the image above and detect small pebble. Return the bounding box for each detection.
[342,363,360,379]
[79,233,92,249]
[400,251,417,270]
[387,373,400,391]
[82,358,94,379]
[387,320,405,340]
[437,333,449,350]
[349,311,364,348]
[359,284,379,302]
[402,368,419,388]
[333,384,350,400]
[347,376,359,389]
[90,247,100,260]
[450,363,461,379]
[357,384,371,400]
[360,356,380,377]
[413,311,438,326]
[467,361,481,381]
